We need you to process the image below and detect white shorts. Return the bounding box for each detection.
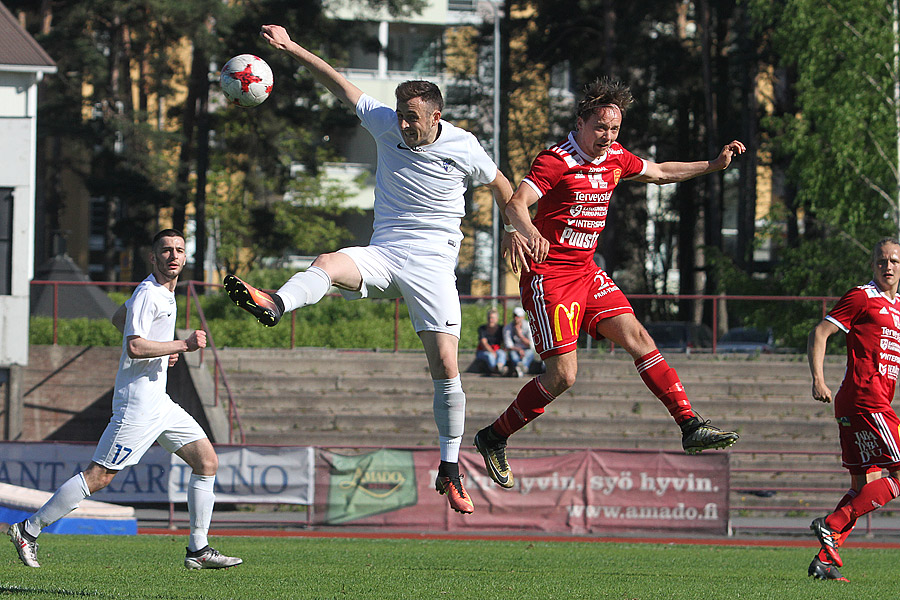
[92,397,207,470]
[338,242,462,338]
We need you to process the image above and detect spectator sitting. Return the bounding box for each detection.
[503,307,536,377]
[476,309,508,375]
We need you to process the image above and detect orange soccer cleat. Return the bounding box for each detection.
[435,474,474,514]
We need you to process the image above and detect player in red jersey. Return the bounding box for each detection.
[807,237,900,582]
[474,77,742,490]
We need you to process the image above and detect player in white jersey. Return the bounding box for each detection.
[223,25,516,515]
[8,230,241,570]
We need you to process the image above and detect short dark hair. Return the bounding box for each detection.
[873,237,900,262]
[576,76,634,121]
[152,228,185,250]
[395,80,444,112]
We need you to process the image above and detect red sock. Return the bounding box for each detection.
[635,350,694,423]
[825,477,899,532]
[817,490,858,562]
[492,377,556,438]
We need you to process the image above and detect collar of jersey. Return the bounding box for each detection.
[868,279,899,303]
[567,131,610,165]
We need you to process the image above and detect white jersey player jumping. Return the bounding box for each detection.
[8,229,241,569]
[224,25,517,515]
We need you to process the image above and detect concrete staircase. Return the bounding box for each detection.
[215,347,844,453]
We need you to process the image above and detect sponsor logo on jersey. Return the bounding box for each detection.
[566,219,605,228]
[553,302,581,342]
[608,147,623,155]
[587,173,608,189]
[574,191,612,203]
[570,204,608,218]
[560,227,600,249]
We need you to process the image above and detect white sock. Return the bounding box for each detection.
[434,376,465,463]
[187,474,216,552]
[276,266,332,313]
[27,472,90,537]
[439,435,462,463]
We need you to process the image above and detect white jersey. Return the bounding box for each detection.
[112,274,177,420]
[356,93,498,251]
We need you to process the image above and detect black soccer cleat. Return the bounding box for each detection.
[223,274,283,327]
[680,417,739,454]
[474,426,514,489]
[808,556,848,581]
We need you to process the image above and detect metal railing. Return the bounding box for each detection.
[30,278,245,444]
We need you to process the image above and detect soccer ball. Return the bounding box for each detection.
[220,54,273,108]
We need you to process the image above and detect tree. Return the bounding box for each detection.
[748,0,900,297]
[15,0,424,282]
[517,0,751,322]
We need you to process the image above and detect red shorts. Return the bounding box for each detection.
[519,266,634,359]
[836,411,900,474]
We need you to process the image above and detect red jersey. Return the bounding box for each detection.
[522,133,646,271]
[827,282,900,417]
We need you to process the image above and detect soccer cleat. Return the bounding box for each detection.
[681,417,739,454]
[434,474,474,514]
[808,556,849,581]
[223,274,283,327]
[810,517,843,567]
[474,426,514,489]
[184,546,243,569]
[7,522,39,568]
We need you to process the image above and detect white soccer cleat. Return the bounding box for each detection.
[184,546,243,569]
[7,522,40,567]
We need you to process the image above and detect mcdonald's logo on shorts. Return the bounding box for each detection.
[553,302,581,342]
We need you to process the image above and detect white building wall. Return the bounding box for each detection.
[0,70,41,366]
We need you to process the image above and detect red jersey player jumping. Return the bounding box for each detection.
[807,237,900,582]
[474,76,743,490]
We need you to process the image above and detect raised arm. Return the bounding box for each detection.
[632,140,746,185]
[260,24,363,109]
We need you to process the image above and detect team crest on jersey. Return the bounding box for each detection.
[441,158,457,172]
[612,168,622,185]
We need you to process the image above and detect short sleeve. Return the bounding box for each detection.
[619,147,646,179]
[825,288,866,334]
[124,287,157,340]
[522,152,566,198]
[356,94,397,138]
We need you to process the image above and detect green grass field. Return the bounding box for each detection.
[0,534,888,599]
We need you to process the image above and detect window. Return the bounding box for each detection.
[0,189,12,295]
[387,23,444,75]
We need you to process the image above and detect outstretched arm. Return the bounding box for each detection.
[260,24,363,109]
[632,140,746,185]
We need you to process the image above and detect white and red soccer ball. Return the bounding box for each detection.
[220,54,273,108]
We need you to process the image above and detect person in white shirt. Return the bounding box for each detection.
[223,25,519,515]
[8,230,241,570]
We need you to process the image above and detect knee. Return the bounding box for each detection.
[194,452,218,476]
[543,367,576,395]
[311,252,339,271]
[83,465,116,494]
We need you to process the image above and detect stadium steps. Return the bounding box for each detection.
[215,347,852,515]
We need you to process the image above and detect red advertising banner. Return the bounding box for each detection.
[315,448,729,534]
